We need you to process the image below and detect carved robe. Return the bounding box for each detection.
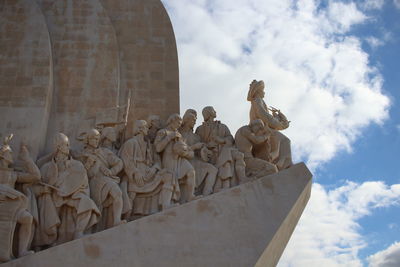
[195,121,235,180]
[180,129,217,193]
[235,125,278,178]
[0,169,28,262]
[82,147,124,230]
[155,129,193,186]
[250,97,292,170]
[40,158,100,244]
[120,136,176,215]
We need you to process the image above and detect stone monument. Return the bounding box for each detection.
[0,1,311,266]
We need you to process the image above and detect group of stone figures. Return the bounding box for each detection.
[0,80,293,262]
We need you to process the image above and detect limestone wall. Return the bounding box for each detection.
[0,0,179,158]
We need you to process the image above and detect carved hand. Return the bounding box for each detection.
[214,136,225,144]
[135,173,145,187]
[191,142,204,151]
[100,166,112,177]
[171,131,182,140]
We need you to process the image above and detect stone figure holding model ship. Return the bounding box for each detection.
[247,80,293,170]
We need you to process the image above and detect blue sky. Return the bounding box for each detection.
[316,1,400,264]
[164,0,400,265]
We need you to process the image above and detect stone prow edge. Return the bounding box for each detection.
[256,162,312,267]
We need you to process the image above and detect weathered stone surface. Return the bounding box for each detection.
[0,0,179,157]
[99,0,180,137]
[35,0,120,152]
[0,0,53,158]
[3,163,312,267]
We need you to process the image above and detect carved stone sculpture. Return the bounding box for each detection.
[235,120,278,178]
[0,135,40,262]
[39,133,100,244]
[247,80,293,170]
[99,127,119,154]
[195,107,241,191]
[154,114,197,203]
[146,115,163,144]
[120,120,176,218]
[80,129,125,231]
[180,109,217,195]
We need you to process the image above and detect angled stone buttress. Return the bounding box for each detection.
[3,163,312,267]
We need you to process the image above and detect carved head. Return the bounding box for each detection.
[249,119,265,134]
[202,106,216,121]
[182,109,197,129]
[172,140,189,157]
[54,133,70,155]
[166,114,182,130]
[247,80,265,101]
[133,120,148,136]
[87,129,101,148]
[147,115,161,129]
[101,127,116,143]
[0,134,13,165]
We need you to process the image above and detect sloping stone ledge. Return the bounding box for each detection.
[3,163,312,267]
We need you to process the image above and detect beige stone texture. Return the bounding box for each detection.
[99,0,180,137]
[0,0,53,158]
[0,0,179,158]
[3,163,312,267]
[35,0,121,152]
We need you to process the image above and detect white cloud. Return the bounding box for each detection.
[365,36,385,49]
[278,181,400,267]
[368,242,400,267]
[394,0,400,9]
[163,0,390,169]
[362,0,385,10]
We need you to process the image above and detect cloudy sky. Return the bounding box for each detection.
[162,0,400,266]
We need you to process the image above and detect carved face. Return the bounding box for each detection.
[0,148,13,166]
[208,107,216,120]
[170,117,182,130]
[173,141,188,156]
[185,113,197,128]
[256,82,265,98]
[88,134,100,148]
[57,138,70,155]
[151,118,161,129]
[250,120,264,134]
[139,122,149,136]
[103,128,116,142]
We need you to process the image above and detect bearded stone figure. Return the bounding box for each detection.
[195,106,244,190]
[235,119,278,178]
[120,120,176,218]
[0,135,40,262]
[179,109,217,196]
[99,127,119,154]
[39,133,100,244]
[80,129,126,231]
[154,114,197,203]
[247,80,293,170]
